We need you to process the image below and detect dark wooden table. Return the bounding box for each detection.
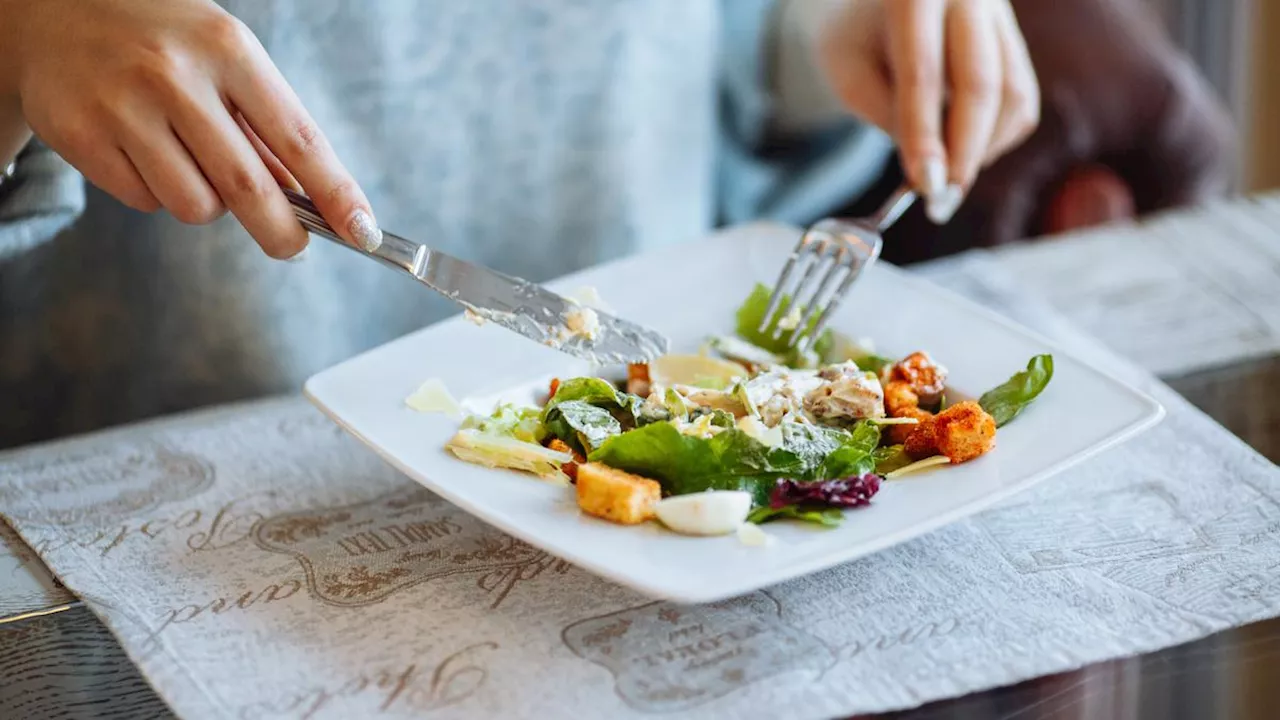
[3,196,1278,718]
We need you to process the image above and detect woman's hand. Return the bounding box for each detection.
[0,0,380,258]
[818,0,1041,224]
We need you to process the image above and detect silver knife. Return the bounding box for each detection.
[284,189,668,365]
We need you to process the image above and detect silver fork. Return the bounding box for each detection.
[757,184,917,354]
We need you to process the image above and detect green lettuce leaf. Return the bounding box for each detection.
[542,400,623,455]
[446,429,572,483]
[460,404,542,444]
[541,378,642,431]
[543,377,627,412]
[746,505,843,527]
[587,419,882,507]
[816,421,881,478]
[779,422,853,471]
[978,354,1054,427]
[734,284,833,361]
[588,422,801,505]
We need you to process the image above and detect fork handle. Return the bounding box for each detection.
[873,184,917,232]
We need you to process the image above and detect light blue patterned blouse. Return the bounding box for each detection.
[0,0,891,447]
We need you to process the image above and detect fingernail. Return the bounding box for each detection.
[348,209,383,252]
[285,245,310,263]
[926,184,964,225]
[922,158,947,199]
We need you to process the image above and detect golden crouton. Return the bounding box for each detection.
[575,462,661,525]
[932,401,996,463]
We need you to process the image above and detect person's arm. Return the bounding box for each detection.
[0,0,380,260]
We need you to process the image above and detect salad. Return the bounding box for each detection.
[442,284,1053,538]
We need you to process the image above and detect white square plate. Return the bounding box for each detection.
[305,223,1164,603]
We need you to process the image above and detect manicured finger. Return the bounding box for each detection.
[118,123,225,225]
[220,27,380,251]
[985,2,1040,164]
[69,144,161,214]
[885,0,950,217]
[236,112,302,193]
[170,88,309,259]
[944,0,1002,190]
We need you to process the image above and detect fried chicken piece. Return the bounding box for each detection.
[883,381,922,417]
[627,363,651,396]
[887,352,947,405]
[902,413,940,458]
[931,401,996,463]
[884,380,934,447]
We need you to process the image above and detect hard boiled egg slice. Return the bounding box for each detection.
[654,491,752,536]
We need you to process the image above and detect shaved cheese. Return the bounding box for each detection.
[569,286,614,313]
[884,455,952,479]
[868,417,920,426]
[776,306,803,330]
[563,306,601,340]
[405,378,462,417]
[736,415,784,447]
[737,522,776,547]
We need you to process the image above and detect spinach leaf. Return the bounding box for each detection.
[872,445,913,474]
[542,400,623,455]
[734,284,833,360]
[746,505,843,527]
[978,354,1054,427]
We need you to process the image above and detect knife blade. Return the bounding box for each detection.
[284,189,669,365]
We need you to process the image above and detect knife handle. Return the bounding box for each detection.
[283,188,424,274]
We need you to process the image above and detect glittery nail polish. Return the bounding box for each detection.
[348,209,383,252]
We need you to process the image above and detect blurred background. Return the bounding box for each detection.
[1154,0,1277,191]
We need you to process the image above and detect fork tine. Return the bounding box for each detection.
[787,243,850,348]
[769,236,834,340]
[794,235,883,354]
[756,233,813,334]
